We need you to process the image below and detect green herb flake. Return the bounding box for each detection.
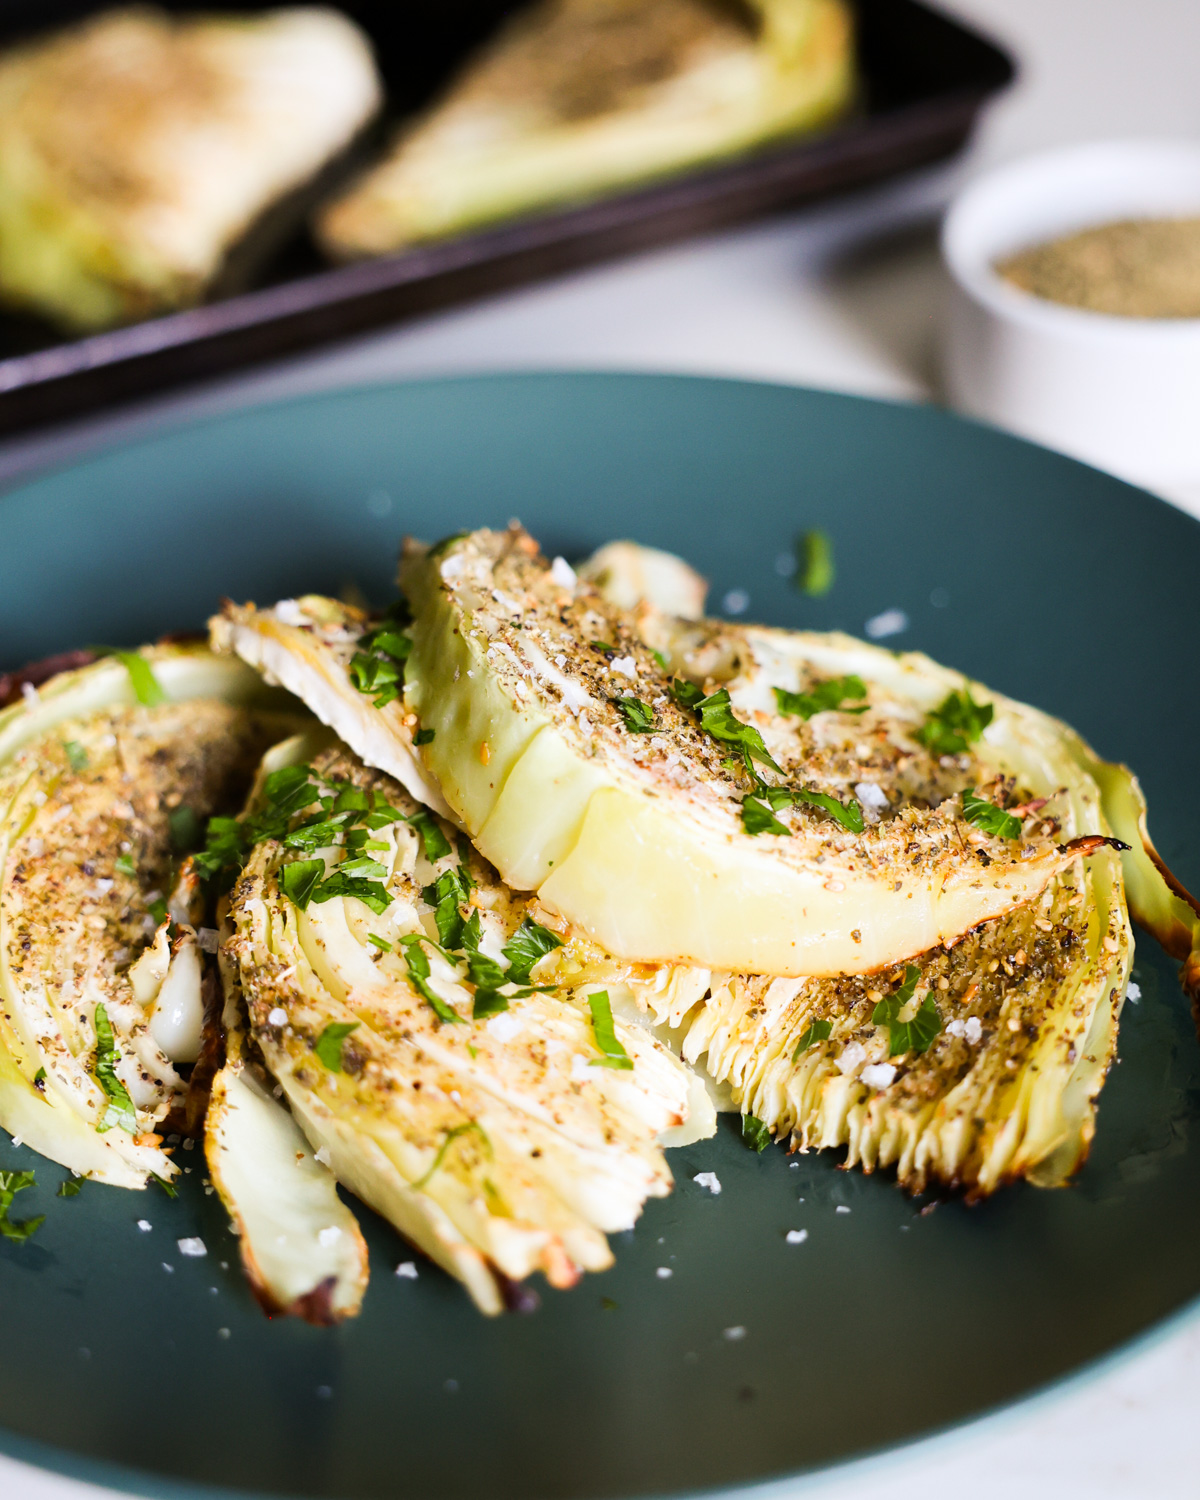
[314,1021,360,1072]
[586,991,634,1070]
[414,727,435,746]
[348,616,412,709]
[407,810,452,863]
[57,1178,81,1198]
[367,933,392,953]
[112,650,166,708]
[792,1018,832,1060]
[773,675,868,720]
[502,917,564,985]
[0,1169,44,1243]
[691,688,781,773]
[796,531,835,596]
[413,1122,491,1190]
[62,739,88,772]
[741,796,791,837]
[280,859,324,910]
[668,677,704,711]
[793,787,864,835]
[152,1173,178,1199]
[651,649,669,671]
[471,989,510,1020]
[146,898,168,926]
[616,696,655,733]
[311,871,392,916]
[113,853,136,878]
[93,1002,137,1135]
[168,805,202,853]
[915,688,994,759]
[872,966,940,1056]
[398,936,463,1025]
[33,1068,46,1086]
[741,1114,771,1152]
[961,788,1023,840]
[421,866,473,950]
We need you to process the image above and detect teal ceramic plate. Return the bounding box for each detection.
[0,374,1197,1500]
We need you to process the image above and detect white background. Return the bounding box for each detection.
[4,2,1200,1495]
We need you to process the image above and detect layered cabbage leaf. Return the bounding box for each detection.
[220,743,709,1314]
[0,644,301,1187]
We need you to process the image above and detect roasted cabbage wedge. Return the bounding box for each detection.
[0,644,301,1188]
[221,743,709,1313]
[398,528,1116,977]
[210,595,452,819]
[644,792,1131,1197]
[318,0,853,256]
[0,7,381,330]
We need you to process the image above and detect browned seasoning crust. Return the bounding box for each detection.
[1,698,293,1133]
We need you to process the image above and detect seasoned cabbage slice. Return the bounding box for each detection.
[224,745,707,1313]
[211,596,452,820]
[641,816,1130,1197]
[0,644,301,1187]
[399,528,1115,977]
[318,0,852,255]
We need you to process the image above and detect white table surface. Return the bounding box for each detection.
[4,2,1200,1495]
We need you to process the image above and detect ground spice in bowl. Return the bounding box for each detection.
[995,217,1200,318]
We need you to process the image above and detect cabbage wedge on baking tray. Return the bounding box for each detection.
[211,739,710,1315]
[319,0,853,257]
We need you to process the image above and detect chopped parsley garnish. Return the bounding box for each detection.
[472,989,510,1020]
[422,866,474,949]
[368,933,392,953]
[93,1002,137,1134]
[314,1021,360,1072]
[502,917,564,985]
[668,677,704,711]
[616,696,655,733]
[414,727,435,746]
[348,610,412,710]
[113,853,136,878]
[792,787,864,835]
[279,859,324,909]
[741,1114,771,1152]
[412,1122,491,1190]
[0,1169,43,1243]
[310,870,392,915]
[741,796,791,837]
[792,1018,832,1059]
[33,1068,45,1086]
[773,675,868,720]
[742,782,863,836]
[407,810,452,863]
[675,685,782,775]
[168,805,202,853]
[872,966,941,1056]
[57,1178,81,1198]
[62,739,88,772]
[152,1173,178,1199]
[398,936,463,1024]
[915,688,993,758]
[113,650,167,708]
[796,530,835,597]
[586,991,634,1070]
[651,649,669,671]
[961,788,1023,840]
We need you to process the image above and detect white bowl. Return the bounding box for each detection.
[940,140,1200,491]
